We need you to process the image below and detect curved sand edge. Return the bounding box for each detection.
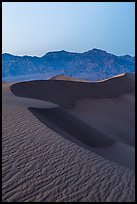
[49,73,126,82]
[28,106,134,170]
[10,73,135,109]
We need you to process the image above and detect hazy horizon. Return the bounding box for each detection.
[2,47,135,58]
[2,2,135,57]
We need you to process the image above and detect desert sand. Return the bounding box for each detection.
[2,73,135,202]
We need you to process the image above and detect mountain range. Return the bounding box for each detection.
[2,48,135,81]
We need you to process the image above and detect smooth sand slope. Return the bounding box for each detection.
[2,73,135,202]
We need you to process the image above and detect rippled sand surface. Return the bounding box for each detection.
[2,74,135,202]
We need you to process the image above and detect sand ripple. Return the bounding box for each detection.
[2,82,135,202]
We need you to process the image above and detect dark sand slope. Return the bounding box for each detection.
[10,73,135,170]
[29,107,134,170]
[2,73,135,202]
[11,73,134,109]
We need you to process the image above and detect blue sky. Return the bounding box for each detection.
[2,2,135,56]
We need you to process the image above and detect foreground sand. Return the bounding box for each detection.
[2,73,135,202]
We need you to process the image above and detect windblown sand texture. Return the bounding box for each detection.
[2,73,135,202]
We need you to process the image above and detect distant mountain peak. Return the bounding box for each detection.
[84,48,108,55]
[120,54,132,58]
[92,48,106,52]
[43,50,69,57]
[3,53,14,56]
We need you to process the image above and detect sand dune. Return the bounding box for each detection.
[11,73,134,109]
[2,73,135,202]
[49,74,90,82]
[49,73,126,82]
[28,106,134,170]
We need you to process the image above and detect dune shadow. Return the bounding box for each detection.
[28,107,114,148]
[28,107,135,171]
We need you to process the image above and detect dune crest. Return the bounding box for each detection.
[10,73,134,109]
[49,73,126,82]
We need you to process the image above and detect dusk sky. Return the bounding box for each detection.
[2,2,135,57]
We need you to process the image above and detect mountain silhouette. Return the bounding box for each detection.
[2,49,135,81]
